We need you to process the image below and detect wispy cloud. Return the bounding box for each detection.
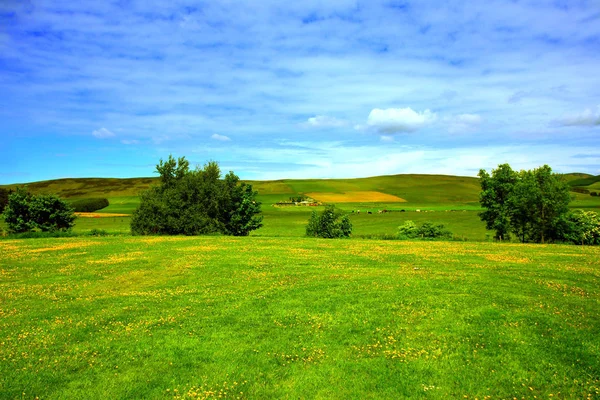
[366,108,437,134]
[92,128,115,139]
[305,115,348,128]
[211,133,232,142]
[555,106,600,127]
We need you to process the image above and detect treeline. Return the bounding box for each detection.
[479,164,600,244]
[69,198,109,212]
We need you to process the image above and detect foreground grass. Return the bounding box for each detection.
[1,237,599,399]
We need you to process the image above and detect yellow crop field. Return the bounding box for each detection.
[306,191,407,203]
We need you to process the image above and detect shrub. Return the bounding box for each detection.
[87,229,110,237]
[591,192,598,197]
[397,220,453,240]
[397,220,419,239]
[305,205,352,238]
[70,198,110,212]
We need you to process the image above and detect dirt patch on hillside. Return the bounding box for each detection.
[306,191,406,203]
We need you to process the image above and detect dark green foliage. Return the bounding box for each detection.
[556,210,600,245]
[2,188,35,233]
[29,194,77,232]
[591,192,598,197]
[305,205,352,238]
[397,220,453,240]
[69,198,110,212]
[479,164,572,243]
[2,188,76,233]
[131,156,263,236]
[0,187,11,212]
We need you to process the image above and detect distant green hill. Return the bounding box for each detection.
[3,172,599,214]
[2,174,482,206]
[566,175,600,187]
[0,177,157,198]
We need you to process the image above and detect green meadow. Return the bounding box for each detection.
[1,237,599,399]
[1,174,600,398]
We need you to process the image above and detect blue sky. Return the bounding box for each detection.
[1,0,599,183]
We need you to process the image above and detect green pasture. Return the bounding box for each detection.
[1,237,598,399]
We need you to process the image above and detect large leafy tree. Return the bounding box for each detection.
[478,164,572,243]
[478,163,517,240]
[131,156,263,236]
[510,166,571,243]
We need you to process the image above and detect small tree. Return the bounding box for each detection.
[305,205,352,238]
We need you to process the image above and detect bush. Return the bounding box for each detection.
[591,192,598,197]
[2,188,76,233]
[397,220,419,239]
[397,220,453,240]
[305,205,352,238]
[70,198,109,212]
[556,210,600,245]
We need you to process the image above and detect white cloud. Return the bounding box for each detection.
[121,139,139,145]
[211,133,231,141]
[555,106,600,127]
[447,113,483,133]
[366,108,437,134]
[380,135,394,143]
[305,115,348,128]
[92,127,115,139]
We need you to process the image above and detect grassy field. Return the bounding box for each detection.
[1,236,598,399]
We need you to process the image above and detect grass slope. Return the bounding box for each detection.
[1,236,598,399]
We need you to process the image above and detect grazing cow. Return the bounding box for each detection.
[367,211,372,214]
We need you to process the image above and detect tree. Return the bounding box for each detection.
[2,188,76,233]
[478,164,517,240]
[478,164,572,243]
[510,166,571,243]
[131,156,262,236]
[305,205,352,238]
